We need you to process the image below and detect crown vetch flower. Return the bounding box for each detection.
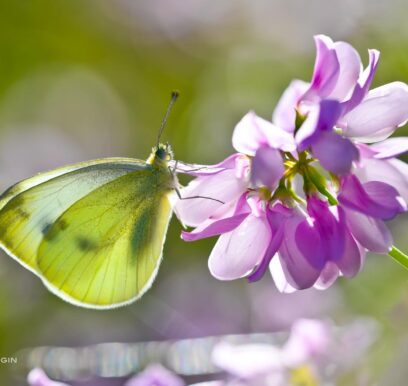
[176,35,408,292]
[273,35,408,176]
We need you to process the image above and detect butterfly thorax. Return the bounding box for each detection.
[146,143,176,191]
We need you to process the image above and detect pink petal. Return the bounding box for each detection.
[342,207,392,253]
[175,168,247,227]
[336,227,365,278]
[302,35,340,101]
[277,215,321,290]
[251,146,285,190]
[342,82,408,142]
[370,137,408,159]
[328,41,362,101]
[208,214,271,280]
[182,194,250,241]
[314,262,339,290]
[269,256,297,293]
[232,111,295,155]
[312,131,358,175]
[247,208,286,282]
[272,79,309,132]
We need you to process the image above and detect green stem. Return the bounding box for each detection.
[306,168,339,205]
[389,246,408,270]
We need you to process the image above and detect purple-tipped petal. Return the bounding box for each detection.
[208,214,271,280]
[312,131,359,175]
[337,227,365,278]
[342,82,408,142]
[251,146,285,190]
[182,194,251,241]
[354,157,408,203]
[182,212,249,241]
[370,137,408,159]
[247,208,286,282]
[272,79,309,132]
[342,49,380,115]
[314,262,339,290]
[296,100,343,151]
[277,215,321,290]
[295,104,320,151]
[342,207,392,253]
[233,111,295,155]
[339,175,406,220]
[302,35,340,101]
[328,41,362,101]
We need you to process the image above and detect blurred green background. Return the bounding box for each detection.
[0,1,407,385]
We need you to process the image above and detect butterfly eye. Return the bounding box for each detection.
[155,147,167,160]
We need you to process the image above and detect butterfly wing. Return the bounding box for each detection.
[0,158,174,309]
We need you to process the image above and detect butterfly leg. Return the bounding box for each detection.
[168,164,224,204]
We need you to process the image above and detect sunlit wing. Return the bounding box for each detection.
[0,158,174,308]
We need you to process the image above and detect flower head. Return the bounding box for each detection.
[176,35,408,292]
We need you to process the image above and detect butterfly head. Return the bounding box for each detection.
[149,142,173,165]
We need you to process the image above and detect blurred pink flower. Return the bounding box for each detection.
[202,318,377,386]
[27,369,69,386]
[124,364,185,386]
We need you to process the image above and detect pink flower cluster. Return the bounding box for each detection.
[176,35,408,292]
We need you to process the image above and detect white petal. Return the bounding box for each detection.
[329,41,362,101]
[343,82,408,142]
[175,169,247,227]
[272,79,309,132]
[269,255,297,294]
[208,214,270,280]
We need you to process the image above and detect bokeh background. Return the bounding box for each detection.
[0,1,408,385]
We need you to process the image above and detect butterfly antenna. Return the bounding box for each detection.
[157,90,179,147]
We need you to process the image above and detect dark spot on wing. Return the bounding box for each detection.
[42,222,60,241]
[58,219,69,230]
[16,208,30,219]
[42,223,52,235]
[77,237,97,251]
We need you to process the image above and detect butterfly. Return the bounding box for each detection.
[0,91,193,309]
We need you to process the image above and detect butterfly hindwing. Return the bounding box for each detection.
[0,158,174,308]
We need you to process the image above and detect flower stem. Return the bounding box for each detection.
[306,167,339,205]
[389,246,408,270]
